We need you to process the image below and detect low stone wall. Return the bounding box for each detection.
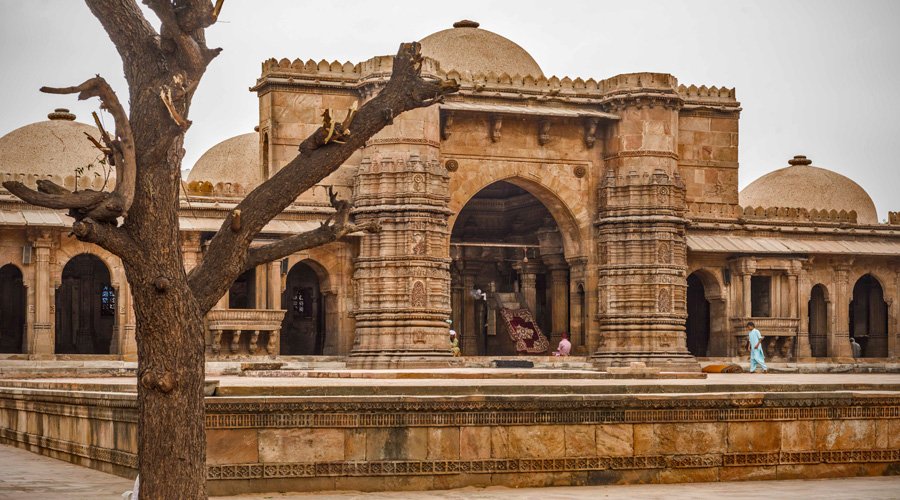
[0,383,898,495]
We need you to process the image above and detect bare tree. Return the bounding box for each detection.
[2,1,457,497]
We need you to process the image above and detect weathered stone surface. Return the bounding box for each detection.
[815,419,878,450]
[460,426,491,459]
[344,428,366,461]
[781,420,816,451]
[207,429,258,465]
[258,428,344,462]
[659,467,718,484]
[719,465,777,482]
[634,423,725,455]
[426,427,460,460]
[565,425,597,457]
[596,424,633,457]
[495,425,565,459]
[366,427,428,461]
[588,469,660,485]
[727,421,781,452]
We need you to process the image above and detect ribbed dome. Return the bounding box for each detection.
[420,20,543,78]
[0,109,110,190]
[740,155,878,225]
[187,133,260,192]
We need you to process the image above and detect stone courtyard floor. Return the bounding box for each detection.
[1,444,899,499]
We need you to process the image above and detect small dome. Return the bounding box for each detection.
[740,155,878,224]
[187,132,259,195]
[0,109,110,191]
[420,21,543,78]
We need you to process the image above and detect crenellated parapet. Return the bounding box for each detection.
[1,171,116,193]
[889,212,900,225]
[740,206,859,224]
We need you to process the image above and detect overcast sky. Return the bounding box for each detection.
[1,0,897,219]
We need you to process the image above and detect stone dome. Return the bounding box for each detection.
[740,155,878,225]
[187,132,260,195]
[420,20,543,78]
[0,109,111,190]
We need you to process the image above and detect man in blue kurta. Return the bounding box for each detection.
[747,321,767,373]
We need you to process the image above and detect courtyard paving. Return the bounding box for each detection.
[1,444,899,499]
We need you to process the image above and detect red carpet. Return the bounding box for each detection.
[499,308,549,354]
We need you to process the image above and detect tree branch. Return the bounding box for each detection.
[242,190,379,272]
[72,218,139,259]
[85,0,161,85]
[187,42,458,313]
[144,0,221,74]
[41,75,137,218]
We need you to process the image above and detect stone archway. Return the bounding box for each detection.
[0,264,26,353]
[450,180,577,356]
[685,268,727,356]
[685,273,710,357]
[808,284,829,357]
[55,253,114,354]
[280,261,326,355]
[850,274,888,357]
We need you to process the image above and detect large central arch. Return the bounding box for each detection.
[449,180,582,356]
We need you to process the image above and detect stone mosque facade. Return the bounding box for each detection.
[1,21,898,368]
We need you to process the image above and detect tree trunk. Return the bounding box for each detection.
[128,269,207,498]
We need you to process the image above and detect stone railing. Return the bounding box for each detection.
[206,309,286,356]
[731,317,800,360]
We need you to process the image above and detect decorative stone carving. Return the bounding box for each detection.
[490,115,502,142]
[573,165,587,178]
[411,280,427,308]
[538,119,551,146]
[658,287,671,312]
[444,159,459,172]
[657,242,671,264]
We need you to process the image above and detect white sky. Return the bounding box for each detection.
[1,0,898,219]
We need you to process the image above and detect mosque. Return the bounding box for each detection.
[1,20,898,368]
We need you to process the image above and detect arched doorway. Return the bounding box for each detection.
[685,272,710,357]
[0,264,26,353]
[850,274,888,357]
[55,254,114,354]
[280,261,324,355]
[808,284,828,357]
[450,180,568,356]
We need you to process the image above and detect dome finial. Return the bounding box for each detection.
[788,155,812,166]
[453,20,480,28]
[48,108,76,121]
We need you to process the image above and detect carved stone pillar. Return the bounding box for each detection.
[568,258,588,350]
[544,255,569,345]
[519,269,538,315]
[832,265,852,357]
[461,273,478,356]
[787,261,799,359]
[28,231,53,356]
[591,74,698,370]
[267,261,281,310]
[254,264,268,309]
[796,262,812,358]
[182,232,201,272]
[348,106,453,367]
[891,267,900,358]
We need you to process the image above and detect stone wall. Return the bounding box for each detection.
[2,382,898,494]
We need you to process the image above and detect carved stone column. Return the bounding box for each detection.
[348,106,453,367]
[28,230,53,356]
[519,268,538,315]
[461,272,478,356]
[267,261,281,310]
[737,258,757,318]
[543,255,569,345]
[796,262,812,358]
[591,73,697,370]
[182,232,202,272]
[832,265,852,357]
[568,258,588,350]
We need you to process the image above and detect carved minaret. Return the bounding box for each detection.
[591,73,698,370]
[348,99,455,367]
